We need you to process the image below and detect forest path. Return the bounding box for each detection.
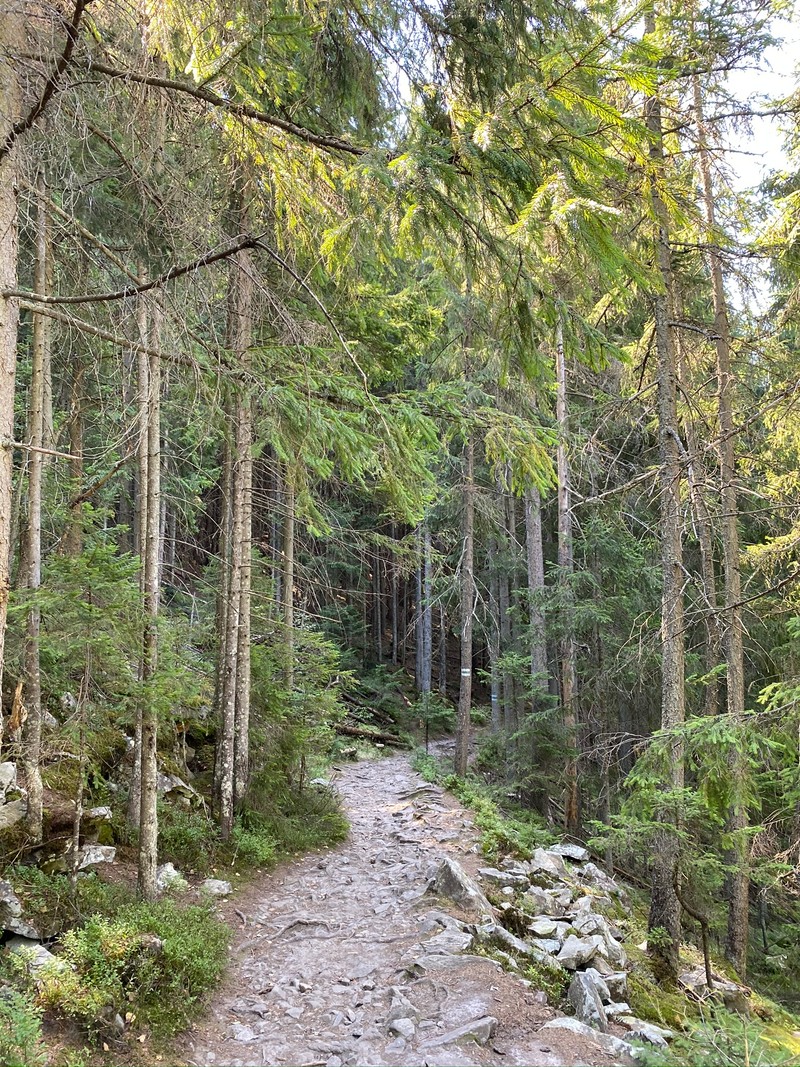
[182,748,624,1067]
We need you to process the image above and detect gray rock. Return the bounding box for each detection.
[583,968,611,1003]
[0,798,26,831]
[200,878,232,897]
[0,882,38,939]
[568,972,608,1032]
[42,710,59,729]
[525,886,557,914]
[550,842,589,863]
[387,988,419,1023]
[0,763,17,802]
[423,927,473,954]
[86,806,112,822]
[556,934,604,970]
[606,1001,632,1017]
[572,910,627,968]
[420,1016,498,1048]
[156,771,198,801]
[546,886,573,910]
[620,1018,673,1047]
[534,938,562,955]
[540,1018,640,1063]
[388,1017,416,1039]
[479,867,529,888]
[6,936,68,976]
[77,845,116,870]
[156,862,188,892]
[532,848,568,879]
[479,921,530,957]
[228,1023,257,1042]
[528,918,558,937]
[580,862,620,895]
[428,856,492,914]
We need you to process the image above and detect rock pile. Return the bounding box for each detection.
[429,844,677,1057]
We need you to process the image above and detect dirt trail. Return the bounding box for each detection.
[182,750,624,1067]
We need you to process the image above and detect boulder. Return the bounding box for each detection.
[423,927,474,955]
[568,972,608,1032]
[525,886,557,914]
[572,909,627,968]
[388,1017,415,1039]
[420,1016,498,1048]
[619,1017,673,1048]
[540,1018,640,1064]
[534,938,562,955]
[428,857,492,915]
[550,842,589,863]
[0,798,27,831]
[546,886,573,910]
[528,918,559,938]
[582,967,610,1003]
[157,772,198,804]
[76,845,116,870]
[479,866,529,888]
[579,862,619,895]
[156,862,188,892]
[603,972,629,1001]
[0,763,17,803]
[6,936,69,977]
[0,881,39,938]
[200,878,232,897]
[479,921,531,957]
[606,1001,632,1017]
[387,988,419,1023]
[556,934,605,970]
[533,848,568,879]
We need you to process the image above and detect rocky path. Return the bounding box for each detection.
[182,751,629,1067]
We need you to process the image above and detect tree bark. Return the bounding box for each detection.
[422,525,433,695]
[646,10,686,983]
[137,294,162,901]
[692,71,749,977]
[283,467,296,689]
[21,173,49,841]
[454,437,475,777]
[556,317,579,833]
[0,10,23,709]
[525,486,548,707]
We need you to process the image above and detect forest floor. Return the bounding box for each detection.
[179,745,630,1067]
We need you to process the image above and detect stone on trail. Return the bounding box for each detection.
[422,927,474,954]
[528,918,559,937]
[583,967,610,1003]
[568,972,609,1032]
[228,1023,257,1043]
[606,1001,633,1017]
[428,856,492,914]
[550,842,589,863]
[479,866,529,888]
[420,1016,498,1048]
[557,933,604,970]
[532,847,568,879]
[387,1016,416,1039]
[525,886,557,914]
[200,878,232,897]
[540,1018,640,1063]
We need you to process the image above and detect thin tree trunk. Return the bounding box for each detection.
[555,317,579,832]
[21,174,49,842]
[692,72,749,976]
[0,11,23,709]
[489,564,502,733]
[454,437,475,777]
[646,13,686,982]
[525,486,547,707]
[415,527,423,689]
[391,524,399,666]
[127,291,150,831]
[422,525,433,694]
[137,294,162,901]
[438,604,447,698]
[283,468,295,689]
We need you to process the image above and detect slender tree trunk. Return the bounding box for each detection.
[646,14,686,982]
[138,295,162,901]
[0,11,23,708]
[692,73,749,976]
[21,174,49,842]
[415,527,423,689]
[454,437,475,777]
[391,525,399,666]
[525,486,547,707]
[283,468,295,689]
[127,291,150,831]
[232,229,253,810]
[422,525,433,694]
[489,565,502,733]
[556,317,579,832]
[438,604,447,698]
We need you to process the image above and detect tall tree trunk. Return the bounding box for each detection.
[422,525,433,695]
[232,229,253,811]
[692,72,749,977]
[454,437,475,777]
[646,12,686,982]
[555,317,579,832]
[438,604,447,698]
[126,291,150,831]
[283,468,295,689]
[138,295,162,901]
[21,174,49,841]
[525,486,548,707]
[489,565,502,733]
[391,524,399,666]
[0,11,23,709]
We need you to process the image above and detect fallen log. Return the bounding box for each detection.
[335,722,407,747]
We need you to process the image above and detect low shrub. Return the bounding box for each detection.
[0,987,47,1067]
